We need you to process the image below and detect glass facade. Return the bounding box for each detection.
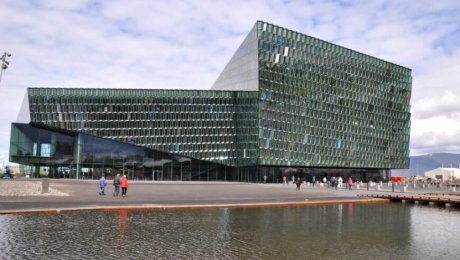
[256,21,411,169]
[26,88,259,167]
[10,21,412,182]
[10,123,236,181]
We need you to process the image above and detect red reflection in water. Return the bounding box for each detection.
[118,209,128,244]
[347,203,353,215]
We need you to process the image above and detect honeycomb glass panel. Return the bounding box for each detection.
[257,21,411,169]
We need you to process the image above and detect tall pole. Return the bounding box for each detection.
[0,65,3,82]
[76,134,82,179]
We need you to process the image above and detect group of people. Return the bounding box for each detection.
[328,176,343,189]
[293,176,354,190]
[98,174,129,197]
[327,176,354,190]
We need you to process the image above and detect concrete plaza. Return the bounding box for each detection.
[0,179,456,214]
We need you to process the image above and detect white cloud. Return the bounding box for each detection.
[0,0,460,165]
[411,115,460,155]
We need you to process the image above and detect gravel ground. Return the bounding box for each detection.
[0,180,69,196]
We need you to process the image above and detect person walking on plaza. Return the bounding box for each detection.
[331,176,336,189]
[113,173,121,197]
[295,177,302,191]
[347,177,353,190]
[121,174,129,197]
[98,175,107,195]
[338,176,343,188]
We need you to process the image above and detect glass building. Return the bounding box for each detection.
[9,21,412,182]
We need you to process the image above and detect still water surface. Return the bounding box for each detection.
[1,203,460,259]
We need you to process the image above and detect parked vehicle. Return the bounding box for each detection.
[391,176,407,183]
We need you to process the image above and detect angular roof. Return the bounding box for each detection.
[210,23,259,91]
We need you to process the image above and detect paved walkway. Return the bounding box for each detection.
[0,179,455,214]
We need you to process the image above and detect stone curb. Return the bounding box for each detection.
[0,198,388,215]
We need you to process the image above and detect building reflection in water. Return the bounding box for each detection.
[2,204,460,259]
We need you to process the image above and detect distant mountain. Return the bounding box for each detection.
[392,153,460,177]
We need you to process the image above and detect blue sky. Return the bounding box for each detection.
[1,0,460,166]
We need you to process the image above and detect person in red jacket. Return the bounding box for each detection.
[121,174,129,197]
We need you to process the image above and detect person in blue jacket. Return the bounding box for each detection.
[98,175,107,195]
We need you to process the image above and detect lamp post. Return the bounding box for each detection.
[0,52,11,83]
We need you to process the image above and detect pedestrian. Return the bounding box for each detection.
[121,174,129,197]
[283,176,287,185]
[338,176,343,188]
[98,175,107,195]
[312,176,316,187]
[295,177,302,190]
[348,177,353,190]
[113,173,121,197]
[3,165,12,179]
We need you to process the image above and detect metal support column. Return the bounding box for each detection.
[75,134,82,179]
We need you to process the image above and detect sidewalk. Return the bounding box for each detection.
[0,179,437,214]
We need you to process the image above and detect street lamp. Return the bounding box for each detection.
[0,52,12,83]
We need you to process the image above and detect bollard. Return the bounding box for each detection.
[400,185,407,193]
[392,183,395,192]
[41,178,49,194]
[356,184,360,190]
[375,185,380,191]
